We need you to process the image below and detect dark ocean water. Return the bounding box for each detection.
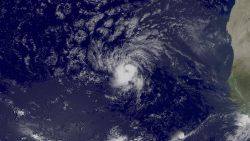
[0,0,237,140]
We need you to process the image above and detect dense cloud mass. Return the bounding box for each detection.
[0,0,243,141]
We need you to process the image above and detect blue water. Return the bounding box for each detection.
[0,0,236,140]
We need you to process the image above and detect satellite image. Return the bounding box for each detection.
[0,0,249,141]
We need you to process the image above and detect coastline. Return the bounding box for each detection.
[227,0,250,115]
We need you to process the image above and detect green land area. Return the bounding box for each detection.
[227,0,250,114]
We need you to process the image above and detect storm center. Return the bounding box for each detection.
[112,63,143,91]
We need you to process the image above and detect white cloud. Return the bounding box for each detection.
[112,63,144,91]
[108,135,128,141]
[169,131,185,141]
[227,113,250,141]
